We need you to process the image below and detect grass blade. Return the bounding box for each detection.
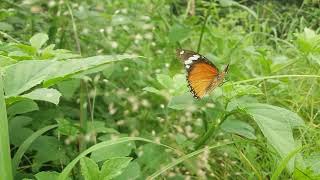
[12,124,58,176]
[147,142,234,180]
[58,137,177,180]
[0,75,13,180]
[271,145,305,180]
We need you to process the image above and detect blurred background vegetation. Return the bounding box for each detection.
[0,0,320,179]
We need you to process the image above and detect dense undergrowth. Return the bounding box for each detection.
[0,0,320,179]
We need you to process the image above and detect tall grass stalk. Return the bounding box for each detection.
[67,2,87,152]
[0,75,13,180]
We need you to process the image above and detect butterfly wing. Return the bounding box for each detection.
[176,49,220,99]
[187,62,219,98]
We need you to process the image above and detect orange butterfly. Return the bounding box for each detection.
[176,49,229,99]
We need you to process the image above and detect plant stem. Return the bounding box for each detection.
[235,74,320,84]
[0,75,13,180]
[67,2,87,152]
[197,8,211,53]
[194,122,217,150]
[194,110,237,150]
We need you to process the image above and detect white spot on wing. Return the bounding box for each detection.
[180,50,184,55]
[184,59,193,65]
[186,65,190,69]
[188,54,200,61]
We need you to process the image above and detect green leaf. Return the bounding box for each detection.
[168,94,194,110]
[4,60,55,97]
[3,54,138,97]
[142,87,164,96]
[35,171,59,180]
[90,142,135,162]
[57,118,79,136]
[156,74,172,89]
[221,118,257,140]
[31,136,61,167]
[80,157,100,180]
[9,116,33,146]
[168,24,190,43]
[12,125,58,175]
[7,99,39,116]
[30,33,49,50]
[58,137,175,180]
[114,162,140,180]
[57,79,80,100]
[222,83,263,99]
[19,88,61,105]
[295,28,320,53]
[271,146,304,180]
[240,103,305,172]
[219,0,236,6]
[100,157,132,180]
[137,144,170,173]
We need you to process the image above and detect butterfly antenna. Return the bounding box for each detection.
[224,64,230,73]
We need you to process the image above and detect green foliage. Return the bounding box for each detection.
[0,0,319,179]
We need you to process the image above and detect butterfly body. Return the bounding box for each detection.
[176,49,229,99]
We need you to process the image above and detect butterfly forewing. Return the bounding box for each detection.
[187,62,219,98]
[176,49,220,99]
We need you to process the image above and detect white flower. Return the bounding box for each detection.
[111,41,118,48]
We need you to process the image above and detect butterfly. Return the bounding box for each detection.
[176,49,229,99]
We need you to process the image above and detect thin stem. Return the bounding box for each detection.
[194,110,238,150]
[197,9,211,53]
[66,2,87,152]
[194,122,217,150]
[66,3,81,55]
[234,74,320,85]
[0,75,13,180]
[0,31,21,43]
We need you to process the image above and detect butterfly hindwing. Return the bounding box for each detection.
[176,49,220,99]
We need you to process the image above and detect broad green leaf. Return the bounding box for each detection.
[31,136,60,171]
[35,171,59,180]
[4,60,55,97]
[9,116,33,146]
[57,118,79,136]
[137,144,170,173]
[0,55,17,66]
[30,33,49,50]
[7,99,39,116]
[221,118,257,140]
[168,24,190,43]
[80,157,100,180]
[90,142,135,162]
[18,88,61,105]
[87,121,119,134]
[168,94,194,110]
[100,157,132,180]
[303,152,320,174]
[114,162,141,180]
[142,87,164,96]
[57,79,80,100]
[240,103,305,172]
[3,54,138,97]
